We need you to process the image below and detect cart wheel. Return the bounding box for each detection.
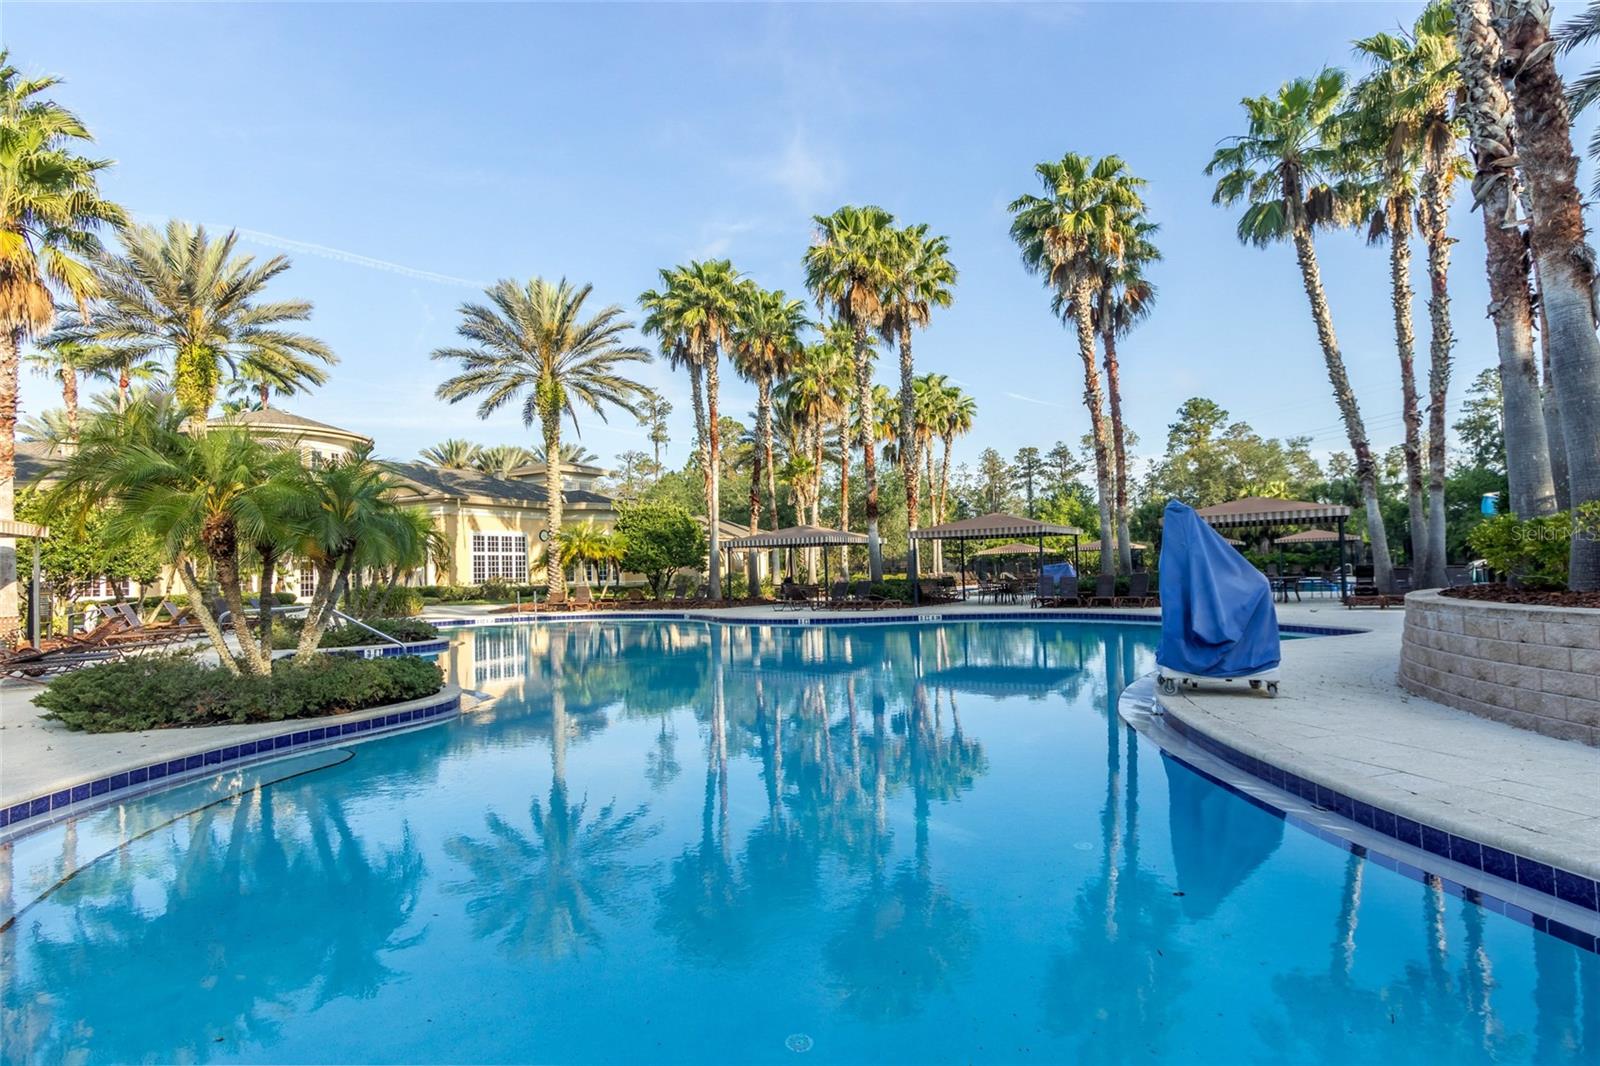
[1249,680,1262,690]
[1266,682,1279,698]
[1159,677,1177,697]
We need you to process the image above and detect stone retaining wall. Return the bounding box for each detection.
[1400,590,1599,746]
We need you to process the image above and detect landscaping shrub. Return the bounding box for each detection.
[1466,508,1596,589]
[271,616,441,650]
[345,585,424,617]
[37,654,445,733]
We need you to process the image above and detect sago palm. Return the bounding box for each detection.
[0,52,124,640]
[805,205,897,581]
[90,221,333,418]
[1206,70,1397,592]
[880,223,956,575]
[435,278,649,599]
[1009,152,1142,576]
[1458,0,1556,521]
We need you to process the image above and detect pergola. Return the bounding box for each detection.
[722,525,869,595]
[1193,498,1354,599]
[909,512,1083,604]
[1,517,49,646]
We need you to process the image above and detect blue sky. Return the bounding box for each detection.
[6,1,1596,478]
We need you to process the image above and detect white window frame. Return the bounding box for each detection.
[471,533,528,584]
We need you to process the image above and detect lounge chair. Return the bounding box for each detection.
[623,588,646,604]
[919,582,959,605]
[847,580,874,608]
[1055,580,1083,608]
[1118,572,1156,608]
[1031,576,1060,608]
[569,586,594,609]
[827,581,851,609]
[863,582,903,608]
[3,645,123,681]
[1090,574,1117,607]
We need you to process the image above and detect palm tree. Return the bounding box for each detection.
[25,313,117,441]
[780,338,848,544]
[1009,153,1142,577]
[1346,46,1430,574]
[535,441,599,467]
[880,224,956,581]
[1206,70,1397,592]
[1353,2,1466,587]
[805,205,897,581]
[1498,0,1600,589]
[419,438,481,469]
[1459,0,1556,520]
[936,385,976,573]
[44,398,300,675]
[471,443,537,477]
[90,221,333,418]
[731,283,808,538]
[289,445,416,659]
[1090,219,1158,575]
[640,261,740,598]
[434,277,650,601]
[0,53,124,641]
[912,373,947,532]
[547,519,623,596]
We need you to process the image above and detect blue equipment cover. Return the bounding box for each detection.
[1041,562,1077,582]
[1157,500,1280,678]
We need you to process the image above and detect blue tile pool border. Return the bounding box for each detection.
[0,689,461,840]
[1155,700,1600,924]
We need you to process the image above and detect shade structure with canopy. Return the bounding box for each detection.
[1190,497,1355,601]
[909,513,1083,604]
[722,525,869,596]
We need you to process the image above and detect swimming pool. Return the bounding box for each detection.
[2,619,1594,1063]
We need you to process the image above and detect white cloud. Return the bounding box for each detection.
[734,127,843,210]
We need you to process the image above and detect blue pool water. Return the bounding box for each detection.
[1,620,1595,1064]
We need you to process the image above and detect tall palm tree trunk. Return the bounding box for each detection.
[1457,0,1557,518]
[687,359,708,471]
[747,438,762,594]
[1385,197,1431,573]
[1071,280,1116,577]
[1288,222,1395,591]
[1500,0,1600,589]
[852,325,883,582]
[1418,142,1456,589]
[542,417,567,600]
[759,379,779,533]
[939,433,954,575]
[60,368,79,442]
[1100,323,1134,575]
[0,328,19,642]
[897,323,921,584]
[704,348,723,599]
[838,404,851,580]
[1540,320,1570,510]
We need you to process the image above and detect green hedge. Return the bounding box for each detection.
[37,654,445,733]
[270,616,441,650]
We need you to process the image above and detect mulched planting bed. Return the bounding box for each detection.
[1441,584,1600,609]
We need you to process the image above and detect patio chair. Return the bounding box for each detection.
[1090,574,1117,607]
[919,582,959,605]
[4,645,123,681]
[1055,579,1083,608]
[694,584,711,602]
[623,588,646,604]
[670,579,691,603]
[569,586,594,608]
[1031,576,1060,608]
[1118,572,1156,608]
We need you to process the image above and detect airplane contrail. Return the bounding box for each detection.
[131,212,487,289]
